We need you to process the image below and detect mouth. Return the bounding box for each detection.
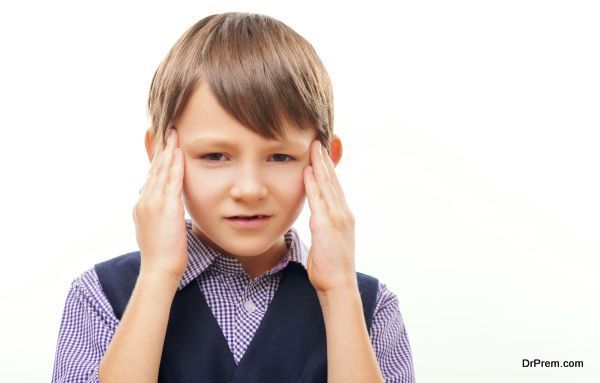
[225,215,272,229]
[226,215,271,220]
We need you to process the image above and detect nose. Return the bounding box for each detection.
[229,165,268,201]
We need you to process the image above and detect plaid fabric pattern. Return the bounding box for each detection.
[52,219,414,382]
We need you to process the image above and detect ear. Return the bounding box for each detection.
[145,128,156,162]
[329,134,343,167]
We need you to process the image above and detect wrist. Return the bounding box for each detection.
[316,281,361,310]
[138,266,182,291]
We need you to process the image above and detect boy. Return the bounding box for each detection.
[52,12,414,382]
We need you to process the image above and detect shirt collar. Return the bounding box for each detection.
[177,219,308,290]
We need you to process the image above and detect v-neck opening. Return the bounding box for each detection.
[189,264,294,369]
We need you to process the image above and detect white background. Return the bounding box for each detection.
[0,0,598,382]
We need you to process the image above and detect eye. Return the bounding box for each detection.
[271,154,295,162]
[201,153,227,162]
[200,153,295,162]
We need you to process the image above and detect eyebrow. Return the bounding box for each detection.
[188,137,308,151]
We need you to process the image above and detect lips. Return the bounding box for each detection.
[227,215,271,220]
[225,214,271,229]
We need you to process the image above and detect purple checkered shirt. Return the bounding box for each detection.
[52,219,414,382]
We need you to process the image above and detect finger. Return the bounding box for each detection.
[155,128,177,189]
[148,129,177,199]
[319,142,349,210]
[148,129,167,177]
[143,129,171,197]
[304,165,328,223]
[165,147,184,197]
[311,140,340,214]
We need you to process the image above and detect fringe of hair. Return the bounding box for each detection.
[147,12,334,153]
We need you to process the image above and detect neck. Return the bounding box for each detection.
[235,236,288,279]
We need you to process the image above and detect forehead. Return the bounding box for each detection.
[175,83,316,148]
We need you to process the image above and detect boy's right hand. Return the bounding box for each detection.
[132,128,188,284]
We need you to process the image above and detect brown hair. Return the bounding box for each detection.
[147,12,334,153]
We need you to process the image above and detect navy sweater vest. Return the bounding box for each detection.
[95,251,379,383]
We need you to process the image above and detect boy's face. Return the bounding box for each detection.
[158,83,319,268]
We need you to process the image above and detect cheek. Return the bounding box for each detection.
[269,167,307,200]
[182,169,221,203]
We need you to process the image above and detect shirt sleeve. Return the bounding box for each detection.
[51,268,119,383]
[369,281,415,383]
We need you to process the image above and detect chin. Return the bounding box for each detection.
[191,216,289,256]
[220,236,275,255]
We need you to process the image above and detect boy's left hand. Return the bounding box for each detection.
[303,140,357,294]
